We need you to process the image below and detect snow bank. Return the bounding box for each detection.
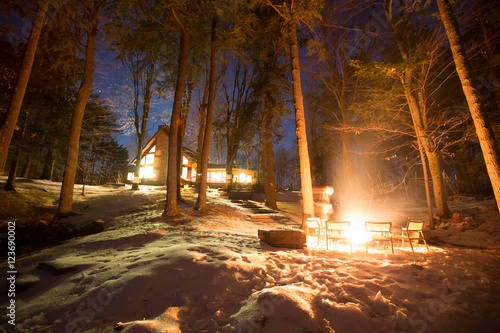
[2,182,500,333]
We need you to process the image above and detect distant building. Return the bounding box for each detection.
[205,164,258,187]
[125,125,257,187]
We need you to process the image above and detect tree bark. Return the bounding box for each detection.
[21,156,31,178]
[406,86,451,218]
[5,150,19,191]
[437,0,500,213]
[288,20,315,229]
[195,91,207,192]
[40,148,54,180]
[195,17,217,211]
[416,133,435,228]
[164,23,189,217]
[384,2,451,217]
[177,82,193,199]
[57,3,102,217]
[131,135,144,191]
[264,98,278,210]
[0,0,49,172]
[341,132,353,199]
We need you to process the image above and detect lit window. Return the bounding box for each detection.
[216,172,222,182]
[127,172,134,181]
[145,153,154,165]
[233,175,238,183]
[150,145,156,152]
[240,174,245,183]
[145,166,154,178]
[182,156,188,165]
[211,171,217,182]
[223,172,226,181]
[246,175,252,183]
[181,167,188,180]
[140,166,155,179]
[140,157,146,165]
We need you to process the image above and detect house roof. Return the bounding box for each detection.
[183,147,197,163]
[131,125,198,164]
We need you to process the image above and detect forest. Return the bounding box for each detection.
[0,0,499,222]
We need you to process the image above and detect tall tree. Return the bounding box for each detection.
[0,0,49,172]
[305,0,376,199]
[57,0,105,217]
[164,15,189,217]
[219,55,259,190]
[289,17,315,227]
[437,0,500,213]
[266,0,324,228]
[384,0,452,218]
[106,2,164,191]
[195,16,217,211]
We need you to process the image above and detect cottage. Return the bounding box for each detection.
[126,125,258,187]
[126,125,196,185]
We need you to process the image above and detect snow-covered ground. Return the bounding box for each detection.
[1,179,500,333]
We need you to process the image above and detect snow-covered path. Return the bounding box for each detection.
[2,187,500,333]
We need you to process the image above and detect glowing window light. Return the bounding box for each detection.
[140,166,155,179]
[145,153,154,165]
[150,145,156,152]
[140,157,146,165]
[182,156,188,165]
[216,172,222,182]
[246,175,252,183]
[181,167,188,180]
[127,172,134,181]
[240,174,245,183]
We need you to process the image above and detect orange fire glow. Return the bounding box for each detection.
[345,214,371,244]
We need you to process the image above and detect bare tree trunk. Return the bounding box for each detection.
[21,156,31,178]
[177,82,193,199]
[0,0,49,172]
[195,77,208,192]
[261,113,268,199]
[438,0,500,213]
[164,23,189,217]
[131,57,155,191]
[264,99,277,210]
[40,148,54,180]
[384,2,451,217]
[341,132,353,199]
[406,87,451,218]
[288,20,315,229]
[196,17,217,211]
[5,150,19,191]
[57,3,102,217]
[416,133,435,228]
[131,134,144,191]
